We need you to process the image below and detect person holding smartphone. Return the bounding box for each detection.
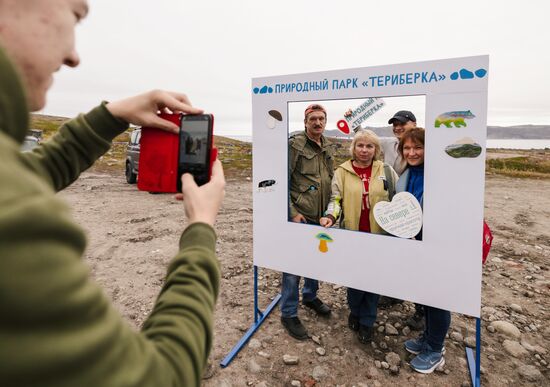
[0,1,224,386]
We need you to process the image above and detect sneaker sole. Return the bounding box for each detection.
[405,346,446,355]
[411,356,445,374]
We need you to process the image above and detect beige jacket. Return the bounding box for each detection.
[325,160,398,233]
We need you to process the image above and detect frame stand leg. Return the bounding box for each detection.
[220,266,281,368]
[465,317,482,387]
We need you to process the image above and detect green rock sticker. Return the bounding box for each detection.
[445,137,482,158]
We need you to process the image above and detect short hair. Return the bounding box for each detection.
[398,127,425,156]
[350,129,381,161]
[304,104,327,119]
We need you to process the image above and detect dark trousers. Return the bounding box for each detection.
[424,306,451,351]
[347,288,380,327]
[280,272,318,318]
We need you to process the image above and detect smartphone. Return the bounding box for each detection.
[177,114,214,191]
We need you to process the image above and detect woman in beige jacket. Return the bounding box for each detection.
[320,129,397,343]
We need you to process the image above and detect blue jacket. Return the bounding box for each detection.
[396,165,424,240]
[396,166,424,207]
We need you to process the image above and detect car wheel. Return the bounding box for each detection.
[126,162,137,184]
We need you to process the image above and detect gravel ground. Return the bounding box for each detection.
[59,172,550,386]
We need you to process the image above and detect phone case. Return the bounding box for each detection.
[137,113,180,193]
[137,113,216,193]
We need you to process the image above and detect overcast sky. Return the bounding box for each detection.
[42,0,549,135]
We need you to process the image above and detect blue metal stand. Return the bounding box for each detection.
[220,265,281,368]
[465,317,482,387]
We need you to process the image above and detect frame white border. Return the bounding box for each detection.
[252,56,488,317]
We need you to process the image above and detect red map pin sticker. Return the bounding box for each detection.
[337,120,350,134]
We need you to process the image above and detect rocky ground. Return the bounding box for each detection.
[59,169,549,387]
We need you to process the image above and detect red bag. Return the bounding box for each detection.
[482,220,493,264]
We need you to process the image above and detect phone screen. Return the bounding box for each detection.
[180,119,209,165]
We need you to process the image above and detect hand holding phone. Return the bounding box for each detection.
[176,159,226,227]
[107,90,203,133]
[177,114,214,191]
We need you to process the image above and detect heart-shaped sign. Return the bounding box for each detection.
[373,192,423,239]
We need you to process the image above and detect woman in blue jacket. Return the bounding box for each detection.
[397,127,451,374]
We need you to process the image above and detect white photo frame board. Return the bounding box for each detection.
[252,56,488,317]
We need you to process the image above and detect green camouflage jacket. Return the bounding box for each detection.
[288,131,335,224]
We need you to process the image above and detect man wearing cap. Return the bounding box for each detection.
[282,104,334,339]
[380,110,417,176]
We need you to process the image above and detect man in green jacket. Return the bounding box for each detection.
[282,104,334,340]
[0,1,225,386]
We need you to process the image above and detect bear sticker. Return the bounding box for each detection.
[435,110,475,128]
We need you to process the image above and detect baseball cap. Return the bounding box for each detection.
[388,110,416,124]
[304,104,327,118]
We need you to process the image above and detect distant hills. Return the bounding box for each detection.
[318,125,550,140]
[485,125,550,139]
[31,114,548,140]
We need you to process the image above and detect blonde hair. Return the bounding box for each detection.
[350,129,381,161]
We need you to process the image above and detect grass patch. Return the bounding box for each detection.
[30,115,68,139]
[31,114,133,142]
[486,155,550,178]
[214,136,251,178]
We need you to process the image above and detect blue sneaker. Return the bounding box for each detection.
[410,347,445,374]
[404,336,425,355]
[405,336,446,355]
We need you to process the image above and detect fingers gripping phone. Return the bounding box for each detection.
[177,114,214,191]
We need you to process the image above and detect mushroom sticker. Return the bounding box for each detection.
[267,110,283,129]
[316,232,333,253]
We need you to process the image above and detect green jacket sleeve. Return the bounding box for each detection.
[288,143,300,219]
[0,102,220,386]
[20,103,128,192]
[0,190,220,387]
